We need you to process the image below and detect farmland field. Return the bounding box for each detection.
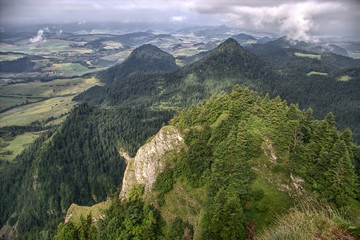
[0,131,43,163]
[0,77,102,126]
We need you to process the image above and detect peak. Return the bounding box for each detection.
[212,38,244,53]
[221,38,240,46]
[126,44,175,62]
[131,44,164,54]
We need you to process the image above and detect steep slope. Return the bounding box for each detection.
[120,126,185,199]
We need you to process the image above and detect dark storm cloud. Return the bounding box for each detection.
[0,0,359,39]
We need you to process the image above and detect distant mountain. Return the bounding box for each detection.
[232,33,257,45]
[75,38,278,107]
[256,36,350,56]
[96,44,178,84]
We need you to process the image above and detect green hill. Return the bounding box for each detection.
[55,86,360,239]
[95,44,178,85]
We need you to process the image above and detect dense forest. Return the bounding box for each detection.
[56,86,360,239]
[0,104,173,238]
[1,38,359,239]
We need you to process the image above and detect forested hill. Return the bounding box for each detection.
[55,86,360,239]
[246,38,360,142]
[75,38,278,107]
[96,44,178,84]
[76,38,360,142]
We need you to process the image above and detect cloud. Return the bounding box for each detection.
[29,29,46,43]
[184,0,359,40]
[171,16,186,22]
[1,0,359,39]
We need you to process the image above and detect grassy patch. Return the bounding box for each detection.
[0,40,90,55]
[0,77,101,98]
[100,49,132,62]
[306,71,328,76]
[0,131,43,162]
[0,96,75,127]
[0,77,101,124]
[254,198,357,240]
[65,201,111,227]
[338,75,351,82]
[102,41,123,50]
[159,181,206,234]
[0,54,25,62]
[0,96,40,110]
[348,198,360,223]
[246,177,293,231]
[295,52,321,60]
[44,63,101,77]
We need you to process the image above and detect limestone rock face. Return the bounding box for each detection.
[119,126,185,199]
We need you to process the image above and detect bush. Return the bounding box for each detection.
[153,169,174,194]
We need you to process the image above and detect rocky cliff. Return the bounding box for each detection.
[119,126,185,199]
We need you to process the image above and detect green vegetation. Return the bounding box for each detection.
[250,41,360,143]
[0,77,101,126]
[65,201,111,227]
[0,131,42,162]
[2,38,360,239]
[295,52,321,59]
[246,178,293,230]
[56,86,359,239]
[255,198,359,240]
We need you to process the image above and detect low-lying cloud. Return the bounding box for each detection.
[29,29,45,43]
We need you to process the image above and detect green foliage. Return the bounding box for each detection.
[170,86,358,238]
[55,222,78,240]
[153,169,174,194]
[55,197,162,240]
[165,217,193,240]
[128,184,144,202]
[255,198,358,240]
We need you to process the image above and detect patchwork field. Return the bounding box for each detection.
[0,39,90,55]
[0,53,25,62]
[0,77,102,126]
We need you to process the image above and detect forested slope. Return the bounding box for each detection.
[56,86,360,239]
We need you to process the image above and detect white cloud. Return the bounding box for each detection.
[29,29,45,43]
[183,0,356,40]
[171,16,186,22]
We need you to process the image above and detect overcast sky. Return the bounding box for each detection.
[1,0,359,40]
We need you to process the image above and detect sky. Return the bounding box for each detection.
[1,0,359,40]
